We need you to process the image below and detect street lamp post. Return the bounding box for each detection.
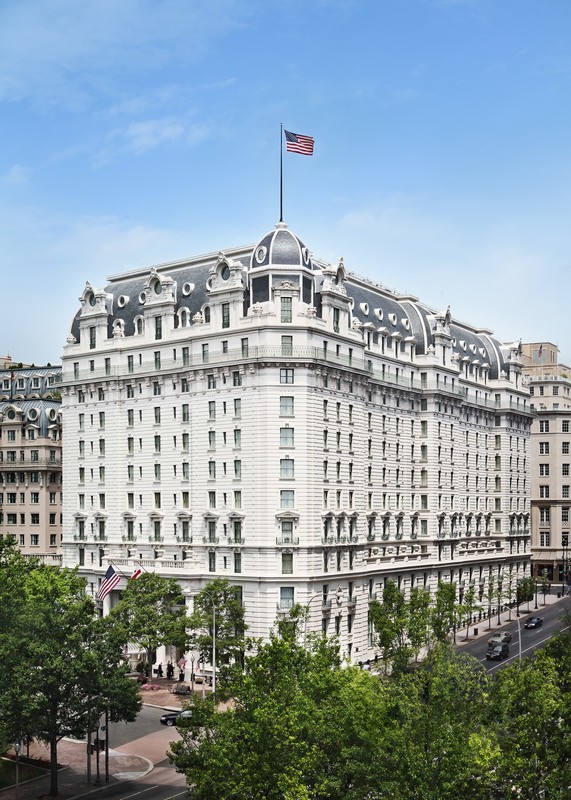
[13,741,21,800]
[562,536,569,597]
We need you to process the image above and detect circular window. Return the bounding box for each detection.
[7,409,16,420]
[302,247,310,265]
[28,408,38,421]
[255,246,267,264]
[117,295,129,308]
[221,265,230,281]
[89,293,96,307]
[139,291,147,304]
[154,281,162,295]
[182,282,195,296]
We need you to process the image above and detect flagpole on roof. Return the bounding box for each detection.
[279,123,284,223]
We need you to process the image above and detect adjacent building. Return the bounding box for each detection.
[522,342,571,587]
[0,366,63,561]
[60,222,533,663]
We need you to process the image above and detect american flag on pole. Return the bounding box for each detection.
[284,130,314,155]
[97,565,120,601]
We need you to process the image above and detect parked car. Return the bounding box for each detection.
[160,709,193,727]
[486,642,510,661]
[487,631,512,647]
[524,616,544,629]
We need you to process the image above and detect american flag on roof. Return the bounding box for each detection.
[284,130,314,155]
[97,565,121,601]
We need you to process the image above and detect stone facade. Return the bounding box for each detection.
[60,222,533,663]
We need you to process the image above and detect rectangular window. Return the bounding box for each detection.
[182,462,189,479]
[241,338,249,357]
[209,460,216,479]
[31,513,40,525]
[89,326,96,349]
[209,491,216,508]
[233,371,242,387]
[280,427,294,447]
[234,490,242,508]
[280,396,294,416]
[208,431,216,449]
[208,401,216,420]
[234,460,242,479]
[539,420,550,433]
[539,442,550,455]
[155,316,162,340]
[540,507,550,524]
[182,404,189,422]
[154,464,161,480]
[539,464,549,476]
[154,435,161,452]
[282,552,293,574]
[222,303,230,329]
[280,368,294,384]
[563,486,570,499]
[280,490,294,508]
[281,335,293,355]
[563,442,570,455]
[539,485,550,498]
[234,398,241,417]
[564,464,570,477]
[281,296,292,323]
[563,508,570,523]
[563,421,570,433]
[207,374,216,389]
[540,532,551,547]
[281,520,294,543]
[208,552,216,572]
[234,552,242,573]
[153,381,161,396]
[280,457,294,478]
[279,586,294,610]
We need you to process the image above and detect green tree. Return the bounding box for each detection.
[516,576,535,614]
[109,572,188,675]
[408,585,431,660]
[0,556,140,797]
[188,578,246,690]
[430,581,457,644]
[169,634,389,800]
[459,585,479,641]
[487,655,567,798]
[381,644,493,800]
[370,579,411,673]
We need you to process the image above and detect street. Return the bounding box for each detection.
[458,595,570,671]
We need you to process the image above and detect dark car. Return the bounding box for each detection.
[524,616,543,629]
[160,709,193,727]
[486,642,510,661]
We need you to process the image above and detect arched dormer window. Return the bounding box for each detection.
[178,308,190,328]
[203,306,211,323]
[135,316,144,335]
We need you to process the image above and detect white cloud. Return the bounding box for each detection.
[4,164,30,185]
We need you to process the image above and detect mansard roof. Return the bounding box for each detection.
[67,223,511,379]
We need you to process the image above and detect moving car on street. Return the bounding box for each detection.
[487,631,512,647]
[160,709,193,727]
[524,616,544,629]
[486,643,510,661]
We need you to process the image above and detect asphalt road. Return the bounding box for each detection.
[458,595,571,671]
[106,705,168,749]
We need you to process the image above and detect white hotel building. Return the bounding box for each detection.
[61,222,532,663]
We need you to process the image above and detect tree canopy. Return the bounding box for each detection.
[0,541,140,797]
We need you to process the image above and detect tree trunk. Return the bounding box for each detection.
[49,732,59,796]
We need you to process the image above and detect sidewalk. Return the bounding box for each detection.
[0,677,215,800]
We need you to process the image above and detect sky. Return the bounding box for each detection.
[1,0,571,366]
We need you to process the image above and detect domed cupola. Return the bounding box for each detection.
[250,222,313,271]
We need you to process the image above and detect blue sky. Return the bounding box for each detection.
[2,0,571,365]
